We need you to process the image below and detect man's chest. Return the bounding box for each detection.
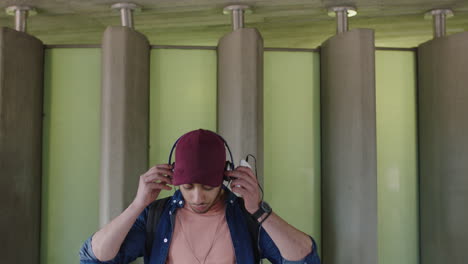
[165,211,236,264]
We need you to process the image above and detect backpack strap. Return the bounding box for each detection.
[145,197,171,257]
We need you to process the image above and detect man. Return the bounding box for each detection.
[80,129,320,264]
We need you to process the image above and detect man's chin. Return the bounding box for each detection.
[190,204,209,214]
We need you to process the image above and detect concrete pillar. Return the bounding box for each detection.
[0,27,43,264]
[320,28,377,264]
[100,26,150,226]
[418,32,468,264]
[217,28,264,183]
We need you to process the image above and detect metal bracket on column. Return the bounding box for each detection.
[328,6,357,34]
[111,2,141,29]
[5,6,37,32]
[425,9,454,38]
[223,5,252,31]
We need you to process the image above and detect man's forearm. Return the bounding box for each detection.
[259,212,314,261]
[91,202,145,261]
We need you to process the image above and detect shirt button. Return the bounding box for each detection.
[169,211,172,215]
[173,200,176,203]
[163,238,168,243]
[179,201,183,205]
[230,200,234,204]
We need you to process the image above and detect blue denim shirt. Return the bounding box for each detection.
[80,187,320,264]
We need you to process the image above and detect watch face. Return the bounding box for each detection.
[261,201,272,212]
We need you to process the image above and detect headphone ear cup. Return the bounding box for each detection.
[223,175,230,182]
[224,161,233,171]
[171,162,175,172]
[223,161,233,181]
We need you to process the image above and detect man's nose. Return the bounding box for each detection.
[192,188,205,203]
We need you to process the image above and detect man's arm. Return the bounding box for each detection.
[226,167,317,261]
[90,202,147,261]
[256,212,314,261]
[85,164,174,262]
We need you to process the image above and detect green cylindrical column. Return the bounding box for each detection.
[320,29,377,264]
[100,26,150,226]
[0,27,44,264]
[418,32,468,264]
[217,28,264,180]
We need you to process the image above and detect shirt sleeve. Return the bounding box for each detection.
[79,207,148,264]
[259,227,321,264]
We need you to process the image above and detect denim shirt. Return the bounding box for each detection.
[79,187,321,264]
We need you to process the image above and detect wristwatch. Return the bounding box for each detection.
[252,201,272,220]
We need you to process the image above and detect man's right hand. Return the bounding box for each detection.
[91,164,174,261]
[133,164,173,209]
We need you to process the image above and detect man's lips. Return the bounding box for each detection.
[192,204,207,211]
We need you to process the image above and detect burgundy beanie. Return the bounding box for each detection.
[172,129,226,187]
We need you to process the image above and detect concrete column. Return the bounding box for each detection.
[100,26,150,226]
[418,32,468,264]
[217,28,264,183]
[320,28,377,264]
[0,27,43,264]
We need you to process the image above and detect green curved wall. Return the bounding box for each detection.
[40,48,418,264]
[148,49,218,198]
[376,50,419,264]
[41,48,101,264]
[263,51,322,251]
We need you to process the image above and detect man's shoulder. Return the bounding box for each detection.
[154,196,172,203]
[148,196,172,210]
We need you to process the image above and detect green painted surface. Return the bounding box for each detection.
[263,51,322,254]
[376,50,419,264]
[41,49,101,264]
[39,47,420,264]
[148,49,217,198]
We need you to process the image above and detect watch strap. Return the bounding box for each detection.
[252,206,266,220]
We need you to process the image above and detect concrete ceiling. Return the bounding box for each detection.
[0,0,467,48]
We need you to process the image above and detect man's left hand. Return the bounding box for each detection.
[225,167,261,214]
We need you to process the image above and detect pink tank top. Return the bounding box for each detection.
[166,198,236,264]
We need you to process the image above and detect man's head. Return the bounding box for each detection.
[179,183,223,214]
[171,129,227,213]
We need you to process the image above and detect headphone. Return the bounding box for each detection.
[167,132,236,182]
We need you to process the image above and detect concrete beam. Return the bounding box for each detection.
[418,32,468,264]
[100,26,150,226]
[320,28,378,264]
[0,27,43,264]
[217,28,264,184]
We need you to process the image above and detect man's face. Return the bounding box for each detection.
[179,183,223,214]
